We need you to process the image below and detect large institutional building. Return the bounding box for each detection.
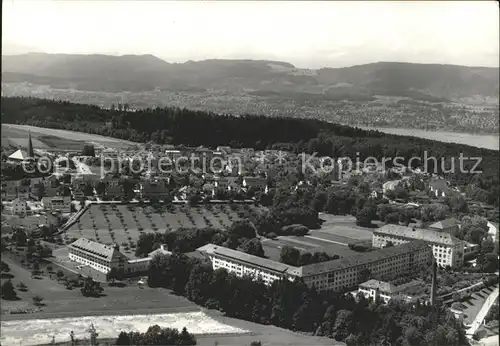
[68,238,171,275]
[197,240,432,292]
[372,224,465,268]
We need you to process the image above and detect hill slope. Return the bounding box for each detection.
[2,53,498,100]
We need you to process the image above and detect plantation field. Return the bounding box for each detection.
[64,203,262,249]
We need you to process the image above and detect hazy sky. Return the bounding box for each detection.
[2,0,499,68]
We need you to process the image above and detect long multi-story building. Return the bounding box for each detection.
[197,240,432,292]
[68,238,128,274]
[372,224,465,268]
[68,238,171,275]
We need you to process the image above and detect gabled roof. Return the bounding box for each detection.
[359,279,397,294]
[8,149,32,161]
[429,218,460,230]
[374,224,462,246]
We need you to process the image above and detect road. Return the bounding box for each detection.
[467,286,499,337]
[478,335,500,346]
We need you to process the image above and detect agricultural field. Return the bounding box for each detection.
[1,124,136,151]
[64,203,262,250]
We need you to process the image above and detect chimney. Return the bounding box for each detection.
[430,257,437,307]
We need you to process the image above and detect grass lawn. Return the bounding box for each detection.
[262,234,363,262]
[2,259,339,346]
[317,213,376,241]
[1,257,199,321]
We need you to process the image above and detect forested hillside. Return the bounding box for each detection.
[2,96,498,205]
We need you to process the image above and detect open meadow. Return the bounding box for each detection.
[2,124,136,151]
[1,258,337,346]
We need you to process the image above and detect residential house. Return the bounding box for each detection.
[72,185,85,200]
[142,177,169,200]
[242,176,268,193]
[357,279,428,305]
[17,185,30,201]
[216,146,232,155]
[428,178,451,198]
[42,195,71,213]
[9,198,28,216]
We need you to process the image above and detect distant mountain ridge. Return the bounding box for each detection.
[2,53,499,101]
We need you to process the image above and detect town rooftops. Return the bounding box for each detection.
[197,243,301,276]
[429,218,460,230]
[298,240,430,276]
[69,238,126,262]
[374,224,462,246]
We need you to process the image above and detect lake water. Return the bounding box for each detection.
[360,127,499,151]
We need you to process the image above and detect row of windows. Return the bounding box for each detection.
[70,254,110,273]
[210,248,430,291]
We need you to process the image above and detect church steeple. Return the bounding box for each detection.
[28,130,34,158]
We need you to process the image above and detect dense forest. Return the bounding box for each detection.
[2,96,498,205]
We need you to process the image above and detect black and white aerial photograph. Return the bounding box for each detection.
[1,1,499,345]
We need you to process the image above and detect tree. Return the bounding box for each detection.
[227,219,256,240]
[87,323,99,346]
[32,295,44,307]
[359,268,371,282]
[240,238,265,258]
[82,144,96,157]
[384,241,394,248]
[81,277,104,297]
[356,207,375,227]
[56,270,64,281]
[281,224,309,236]
[107,267,120,284]
[280,246,300,266]
[116,331,132,345]
[13,229,27,246]
[1,280,17,300]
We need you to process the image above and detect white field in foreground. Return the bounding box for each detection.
[1,311,248,346]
